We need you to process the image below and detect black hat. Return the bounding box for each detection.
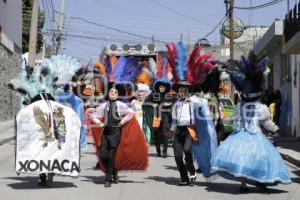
[172,80,193,93]
[200,67,221,94]
[106,82,127,99]
[153,77,172,94]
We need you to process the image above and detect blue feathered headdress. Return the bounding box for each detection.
[176,42,187,81]
[113,56,144,83]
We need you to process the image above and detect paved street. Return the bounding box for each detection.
[0,136,299,200]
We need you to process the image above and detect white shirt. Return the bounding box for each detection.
[171,99,195,131]
[92,101,134,126]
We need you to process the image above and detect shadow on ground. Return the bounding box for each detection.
[81,176,144,185]
[4,176,77,189]
[144,176,180,186]
[201,182,289,195]
[164,165,178,171]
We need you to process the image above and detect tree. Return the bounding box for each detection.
[22,0,45,54]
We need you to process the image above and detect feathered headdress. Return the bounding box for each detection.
[152,53,172,93]
[137,67,153,85]
[113,56,144,83]
[96,56,145,84]
[226,52,271,99]
[188,48,216,84]
[8,55,81,103]
[166,42,216,84]
[95,56,146,98]
[165,42,216,92]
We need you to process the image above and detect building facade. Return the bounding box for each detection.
[255,8,300,138]
[0,0,22,121]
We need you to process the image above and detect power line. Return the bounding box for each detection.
[234,0,283,10]
[23,27,153,44]
[46,0,58,27]
[64,18,213,31]
[62,17,214,42]
[48,0,55,13]
[149,0,213,27]
[54,10,166,44]
[201,15,227,39]
[199,7,232,40]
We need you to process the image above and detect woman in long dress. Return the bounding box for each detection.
[210,53,291,192]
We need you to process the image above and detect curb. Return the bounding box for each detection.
[280,152,300,168]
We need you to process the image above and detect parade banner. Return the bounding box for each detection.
[16,100,81,177]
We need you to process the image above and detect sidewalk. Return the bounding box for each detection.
[0,120,15,145]
[275,137,300,167]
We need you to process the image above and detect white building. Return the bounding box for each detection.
[255,19,300,138]
[221,26,269,45]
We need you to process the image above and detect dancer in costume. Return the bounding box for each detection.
[90,56,148,188]
[210,53,291,192]
[131,83,152,144]
[150,77,173,158]
[92,83,133,187]
[8,55,82,187]
[145,54,174,158]
[171,80,197,186]
[167,42,218,186]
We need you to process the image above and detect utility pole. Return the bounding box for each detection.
[28,0,39,70]
[187,30,191,50]
[42,40,46,60]
[151,34,155,46]
[229,0,234,60]
[56,0,65,55]
[249,0,253,26]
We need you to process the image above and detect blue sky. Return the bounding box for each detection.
[45,0,288,63]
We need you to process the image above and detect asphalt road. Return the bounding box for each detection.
[0,137,299,200]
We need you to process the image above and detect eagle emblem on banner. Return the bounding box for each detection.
[33,106,67,150]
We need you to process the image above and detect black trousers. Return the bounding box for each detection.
[173,126,195,182]
[153,126,169,155]
[99,127,121,181]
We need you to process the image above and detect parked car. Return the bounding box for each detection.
[219,97,234,135]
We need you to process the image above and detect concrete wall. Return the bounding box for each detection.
[290,55,300,137]
[0,44,21,121]
[0,0,22,122]
[256,45,293,136]
[275,54,300,138]
[222,26,268,45]
[203,43,253,62]
[0,0,22,48]
[280,55,293,137]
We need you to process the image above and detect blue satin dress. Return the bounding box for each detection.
[210,101,291,185]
